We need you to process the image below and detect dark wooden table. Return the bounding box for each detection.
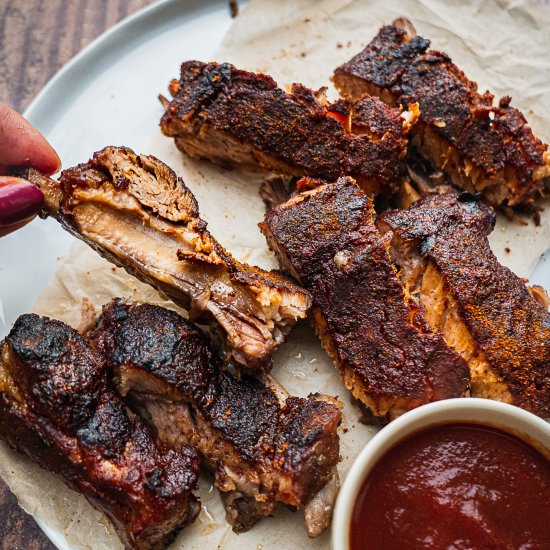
[0,2,157,547]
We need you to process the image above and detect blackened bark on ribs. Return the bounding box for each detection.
[90,299,341,537]
[0,314,201,550]
[378,193,550,417]
[160,61,408,196]
[261,178,470,419]
[19,146,311,371]
[333,20,550,208]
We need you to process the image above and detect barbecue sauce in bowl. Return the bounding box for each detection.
[350,423,550,550]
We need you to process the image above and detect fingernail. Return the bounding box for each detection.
[0,178,44,227]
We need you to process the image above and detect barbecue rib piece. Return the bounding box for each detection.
[261,178,470,419]
[160,61,411,196]
[0,314,200,550]
[19,146,310,371]
[378,193,550,417]
[90,299,342,537]
[333,19,550,208]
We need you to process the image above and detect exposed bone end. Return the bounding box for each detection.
[12,167,63,216]
[222,491,276,533]
[0,343,24,403]
[159,94,170,110]
[76,297,97,336]
[304,469,340,538]
[529,285,550,309]
[392,17,417,38]
[401,102,420,133]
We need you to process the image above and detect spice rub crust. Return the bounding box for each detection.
[379,193,550,417]
[333,22,550,207]
[262,178,470,419]
[161,61,407,196]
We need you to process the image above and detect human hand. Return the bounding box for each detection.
[0,103,60,237]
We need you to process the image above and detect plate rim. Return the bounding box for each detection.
[23,0,229,125]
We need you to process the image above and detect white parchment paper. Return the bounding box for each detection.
[1,1,550,548]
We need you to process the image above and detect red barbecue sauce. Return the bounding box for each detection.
[350,423,550,550]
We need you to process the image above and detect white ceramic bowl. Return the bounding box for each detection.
[332,398,550,550]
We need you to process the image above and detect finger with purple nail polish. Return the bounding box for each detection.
[0,177,44,236]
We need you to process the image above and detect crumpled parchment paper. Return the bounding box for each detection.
[1,1,549,548]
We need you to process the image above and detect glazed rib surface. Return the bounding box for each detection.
[160,61,408,196]
[378,193,550,417]
[333,20,550,207]
[261,178,470,419]
[90,299,341,537]
[20,146,311,371]
[0,314,201,550]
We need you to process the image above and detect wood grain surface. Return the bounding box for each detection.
[0,1,156,547]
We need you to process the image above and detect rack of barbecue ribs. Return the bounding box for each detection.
[18,146,311,371]
[160,61,416,196]
[261,178,470,420]
[333,19,550,208]
[377,193,550,418]
[0,314,201,550]
[90,299,342,538]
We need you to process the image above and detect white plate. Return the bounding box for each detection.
[0,0,549,548]
[0,0,241,547]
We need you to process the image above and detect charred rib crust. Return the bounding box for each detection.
[91,299,216,404]
[379,193,550,417]
[91,300,341,532]
[6,314,103,429]
[261,179,469,418]
[334,23,550,207]
[0,314,201,550]
[160,61,406,195]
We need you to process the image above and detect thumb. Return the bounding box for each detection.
[0,177,44,237]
